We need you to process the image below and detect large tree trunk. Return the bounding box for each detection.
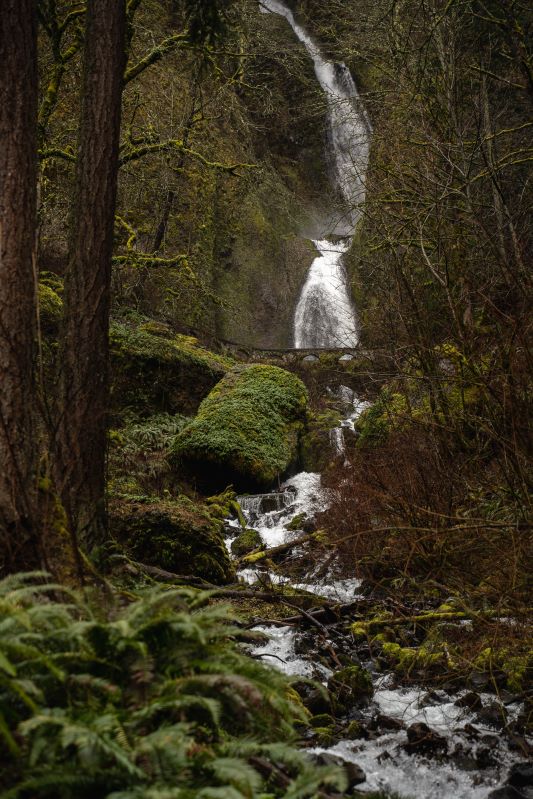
[0,1,40,573]
[56,0,126,551]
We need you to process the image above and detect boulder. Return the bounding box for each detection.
[230,528,262,557]
[110,496,235,584]
[110,319,232,417]
[171,364,308,491]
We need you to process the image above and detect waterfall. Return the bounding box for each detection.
[261,0,372,348]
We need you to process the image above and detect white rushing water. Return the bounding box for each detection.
[261,0,371,348]
[231,476,526,799]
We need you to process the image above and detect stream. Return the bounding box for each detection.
[224,3,530,798]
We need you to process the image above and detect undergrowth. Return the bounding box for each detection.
[0,573,347,799]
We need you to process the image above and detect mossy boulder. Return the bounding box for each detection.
[109,496,235,584]
[231,528,262,558]
[327,665,374,712]
[110,318,234,417]
[171,364,308,491]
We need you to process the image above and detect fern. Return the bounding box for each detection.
[0,573,344,798]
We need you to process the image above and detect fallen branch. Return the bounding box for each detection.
[239,530,327,565]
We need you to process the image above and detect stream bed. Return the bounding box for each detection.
[224,457,531,799]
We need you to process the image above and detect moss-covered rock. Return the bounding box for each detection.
[327,665,373,712]
[300,409,343,471]
[109,496,235,584]
[171,364,308,491]
[110,318,234,417]
[231,529,262,558]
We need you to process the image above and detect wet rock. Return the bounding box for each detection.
[343,761,366,788]
[487,788,531,799]
[405,722,448,755]
[419,689,448,706]
[476,701,508,729]
[375,713,405,731]
[300,685,332,715]
[230,528,262,557]
[328,664,373,712]
[509,763,533,788]
[455,691,483,711]
[469,670,491,691]
[345,720,365,739]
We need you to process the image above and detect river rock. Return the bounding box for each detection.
[328,664,373,712]
[455,691,482,710]
[295,683,332,715]
[476,701,508,729]
[509,763,533,788]
[375,713,405,731]
[405,722,448,755]
[487,788,531,799]
[230,528,262,557]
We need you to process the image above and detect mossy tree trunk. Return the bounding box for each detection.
[0,1,41,573]
[56,0,126,554]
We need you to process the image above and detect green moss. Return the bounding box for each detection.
[110,318,234,417]
[286,512,307,531]
[300,409,343,471]
[380,641,447,676]
[109,496,235,584]
[171,364,308,491]
[231,529,263,558]
[38,282,63,333]
[309,713,335,728]
[327,665,373,712]
[356,389,409,447]
[206,488,246,527]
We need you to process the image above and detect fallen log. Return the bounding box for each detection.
[238,529,328,565]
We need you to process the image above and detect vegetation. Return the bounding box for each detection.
[0,0,530,794]
[172,365,308,490]
[0,573,347,798]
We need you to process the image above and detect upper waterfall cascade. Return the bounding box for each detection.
[261,0,372,348]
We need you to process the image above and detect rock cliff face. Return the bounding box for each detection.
[37,0,332,349]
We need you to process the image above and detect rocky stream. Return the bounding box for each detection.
[222,3,533,798]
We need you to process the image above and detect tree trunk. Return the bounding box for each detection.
[56,0,126,551]
[0,1,40,573]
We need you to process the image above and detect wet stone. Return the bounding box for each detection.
[375,713,405,731]
[456,691,483,711]
[405,722,448,755]
[476,701,508,729]
[487,788,532,799]
[509,763,533,788]
[343,761,366,788]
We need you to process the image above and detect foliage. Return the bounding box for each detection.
[0,573,347,798]
[171,365,308,491]
[109,413,189,496]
